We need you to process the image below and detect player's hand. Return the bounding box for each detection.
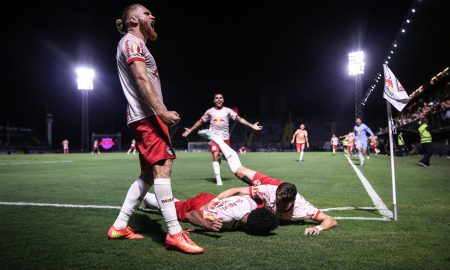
[205,219,223,232]
[182,128,191,138]
[304,226,321,236]
[251,122,263,131]
[307,143,310,148]
[159,111,180,127]
[291,140,294,144]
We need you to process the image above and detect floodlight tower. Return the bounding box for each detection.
[348,51,365,119]
[76,67,95,151]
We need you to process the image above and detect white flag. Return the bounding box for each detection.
[383,65,410,112]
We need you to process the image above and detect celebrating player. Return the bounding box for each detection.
[291,124,309,162]
[109,4,203,254]
[143,192,278,235]
[62,139,69,155]
[330,134,339,155]
[92,139,101,154]
[354,117,374,166]
[198,129,337,235]
[127,139,137,155]
[182,93,262,185]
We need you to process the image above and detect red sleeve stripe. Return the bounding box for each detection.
[249,186,253,197]
[313,209,321,220]
[127,57,145,65]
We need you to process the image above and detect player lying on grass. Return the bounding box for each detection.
[197,129,337,235]
[143,192,279,235]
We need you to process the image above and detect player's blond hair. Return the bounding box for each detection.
[116,4,142,34]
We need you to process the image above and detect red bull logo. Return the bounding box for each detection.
[100,138,115,150]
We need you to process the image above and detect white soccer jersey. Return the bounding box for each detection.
[131,139,136,147]
[117,33,163,124]
[250,185,320,221]
[201,106,238,140]
[62,140,69,149]
[331,137,339,146]
[204,195,257,229]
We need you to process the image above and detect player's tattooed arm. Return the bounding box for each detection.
[236,116,263,131]
[304,212,337,236]
[185,210,223,231]
[129,61,180,126]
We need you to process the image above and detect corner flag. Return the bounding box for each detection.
[383,65,410,112]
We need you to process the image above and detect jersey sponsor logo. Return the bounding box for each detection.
[212,117,225,123]
[161,197,174,203]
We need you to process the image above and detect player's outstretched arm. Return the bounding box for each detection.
[291,131,297,144]
[304,212,337,236]
[236,116,263,131]
[209,187,250,205]
[185,210,223,231]
[182,119,203,137]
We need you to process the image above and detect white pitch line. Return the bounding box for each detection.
[334,216,390,221]
[344,154,394,219]
[0,201,120,209]
[0,160,73,166]
[321,206,379,212]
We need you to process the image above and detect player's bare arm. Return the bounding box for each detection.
[182,119,204,137]
[185,210,223,232]
[129,61,180,126]
[306,134,310,148]
[236,116,263,131]
[304,212,337,236]
[291,131,298,144]
[208,187,250,207]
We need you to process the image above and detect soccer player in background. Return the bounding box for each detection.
[291,124,309,161]
[109,4,203,254]
[92,139,101,154]
[370,135,380,155]
[198,129,337,235]
[182,93,262,185]
[127,139,137,155]
[330,134,339,155]
[354,117,374,166]
[143,192,278,235]
[62,139,69,155]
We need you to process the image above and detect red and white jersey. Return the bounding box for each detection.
[331,137,339,146]
[249,185,319,221]
[93,141,99,148]
[62,140,69,149]
[117,33,162,124]
[295,129,308,143]
[203,195,257,228]
[201,106,238,140]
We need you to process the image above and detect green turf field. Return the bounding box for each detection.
[0,152,449,269]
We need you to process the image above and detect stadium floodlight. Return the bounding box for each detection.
[406,19,410,23]
[411,8,415,13]
[394,43,398,47]
[76,67,95,90]
[401,29,406,33]
[348,51,365,76]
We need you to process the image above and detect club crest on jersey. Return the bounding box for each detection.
[167,146,174,156]
[128,42,141,56]
[253,180,261,186]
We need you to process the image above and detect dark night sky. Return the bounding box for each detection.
[1,0,449,147]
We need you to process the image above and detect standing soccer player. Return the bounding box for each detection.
[330,134,339,155]
[291,124,309,161]
[127,139,137,155]
[109,4,203,254]
[182,93,262,185]
[354,117,374,166]
[62,139,69,155]
[92,139,101,154]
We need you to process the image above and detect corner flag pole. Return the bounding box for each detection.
[386,101,398,220]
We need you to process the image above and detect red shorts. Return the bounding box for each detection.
[210,139,230,153]
[93,146,99,150]
[251,172,283,187]
[174,193,215,221]
[129,116,176,171]
[296,143,305,151]
[129,145,136,150]
[332,144,338,150]
[347,145,353,151]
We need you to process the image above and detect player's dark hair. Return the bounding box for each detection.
[246,208,279,235]
[116,4,142,34]
[276,182,297,203]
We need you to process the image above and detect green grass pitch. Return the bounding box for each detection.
[0,152,449,269]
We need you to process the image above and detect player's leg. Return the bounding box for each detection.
[357,144,364,166]
[299,144,305,161]
[211,150,223,185]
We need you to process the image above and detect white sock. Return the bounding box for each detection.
[143,193,160,210]
[300,151,304,161]
[212,162,223,184]
[114,178,149,230]
[359,152,364,165]
[333,148,336,154]
[211,138,241,173]
[154,178,182,235]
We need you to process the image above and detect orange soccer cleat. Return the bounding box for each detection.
[165,231,204,254]
[107,226,144,240]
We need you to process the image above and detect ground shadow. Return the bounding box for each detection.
[128,213,166,246]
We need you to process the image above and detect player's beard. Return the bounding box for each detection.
[140,18,158,41]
